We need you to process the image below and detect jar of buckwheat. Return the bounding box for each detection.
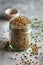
[9,16,31,51]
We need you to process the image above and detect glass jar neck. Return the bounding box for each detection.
[9,23,31,33]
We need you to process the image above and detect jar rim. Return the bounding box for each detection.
[9,16,31,29]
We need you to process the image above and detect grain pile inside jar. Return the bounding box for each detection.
[9,16,31,50]
[10,16,30,29]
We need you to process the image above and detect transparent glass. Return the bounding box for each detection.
[9,17,31,51]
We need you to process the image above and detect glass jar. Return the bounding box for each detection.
[9,16,31,51]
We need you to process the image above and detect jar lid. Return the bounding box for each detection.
[9,16,31,29]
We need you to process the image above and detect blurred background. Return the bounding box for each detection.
[0,0,43,19]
